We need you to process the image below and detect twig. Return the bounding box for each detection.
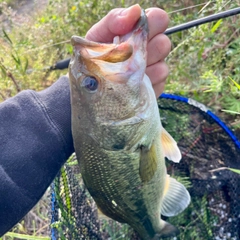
[214,29,239,47]
[0,91,6,100]
[35,223,50,235]
[208,147,224,155]
[181,151,209,162]
[0,61,21,92]
[28,211,46,225]
[230,120,240,126]
[202,29,239,59]
[209,167,228,172]
[7,71,21,92]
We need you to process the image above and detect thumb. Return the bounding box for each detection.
[86,4,141,43]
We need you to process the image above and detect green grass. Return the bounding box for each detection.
[1,232,50,240]
[0,0,240,238]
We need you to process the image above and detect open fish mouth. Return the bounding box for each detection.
[70,9,148,65]
[119,8,149,44]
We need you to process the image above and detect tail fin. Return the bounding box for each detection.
[153,220,179,239]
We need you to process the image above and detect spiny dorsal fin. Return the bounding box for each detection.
[139,143,158,183]
[161,128,181,163]
[161,175,191,217]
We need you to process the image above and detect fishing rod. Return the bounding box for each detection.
[49,7,240,71]
[165,7,240,35]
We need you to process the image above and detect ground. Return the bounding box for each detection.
[0,0,48,30]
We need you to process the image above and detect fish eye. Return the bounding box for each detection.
[81,76,98,92]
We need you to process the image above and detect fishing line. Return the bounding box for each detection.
[25,40,70,53]
[48,7,240,71]
[168,1,214,14]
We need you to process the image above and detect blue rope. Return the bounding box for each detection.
[207,110,240,149]
[51,182,57,240]
[159,93,240,149]
[160,93,188,103]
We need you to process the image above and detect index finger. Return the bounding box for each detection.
[146,8,169,40]
[86,4,141,42]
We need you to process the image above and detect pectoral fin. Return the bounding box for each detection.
[161,175,191,217]
[161,128,182,163]
[139,144,158,183]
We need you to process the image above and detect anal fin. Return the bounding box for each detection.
[161,175,191,217]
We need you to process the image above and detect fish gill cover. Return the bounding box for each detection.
[50,94,240,240]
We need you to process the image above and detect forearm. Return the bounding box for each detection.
[0,76,74,235]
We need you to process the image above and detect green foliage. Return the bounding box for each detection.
[229,168,240,174]
[165,0,240,125]
[167,195,218,240]
[1,232,50,240]
[100,220,131,240]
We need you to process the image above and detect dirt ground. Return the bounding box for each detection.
[0,0,48,30]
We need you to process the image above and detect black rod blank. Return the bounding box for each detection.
[165,7,240,35]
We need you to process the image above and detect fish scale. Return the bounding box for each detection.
[80,137,163,237]
[69,9,190,239]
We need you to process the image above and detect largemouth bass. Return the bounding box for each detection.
[69,10,190,239]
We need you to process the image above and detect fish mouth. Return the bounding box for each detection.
[137,9,148,31]
[120,9,148,43]
[71,36,133,63]
[70,9,148,65]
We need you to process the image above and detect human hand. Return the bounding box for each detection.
[86,4,171,97]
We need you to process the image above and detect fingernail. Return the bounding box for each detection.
[120,4,140,16]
